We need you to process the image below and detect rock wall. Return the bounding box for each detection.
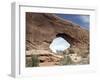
[26,12,89,51]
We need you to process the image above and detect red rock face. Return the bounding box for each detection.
[26,12,89,50]
[25,12,90,67]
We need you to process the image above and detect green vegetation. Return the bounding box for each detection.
[31,54,40,67]
[26,54,40,67]
[60,54,73,65]
[26,57,32,67]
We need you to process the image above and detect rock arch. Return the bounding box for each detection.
[56,33,80,46]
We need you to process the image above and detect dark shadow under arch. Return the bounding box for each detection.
[56,33,80,46]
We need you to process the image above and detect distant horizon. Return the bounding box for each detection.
[56,14,90,30]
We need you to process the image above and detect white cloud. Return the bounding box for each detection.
[79,16,89,23]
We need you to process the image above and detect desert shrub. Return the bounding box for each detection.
[31,54,40,67]
[60,55,73,65]
[56,50,64,55]
[68,49,75,54]
[63,49,69,55]
[26,57,32,67]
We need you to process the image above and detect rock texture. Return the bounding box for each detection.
[26,13,89,50]
[25,12,89,67]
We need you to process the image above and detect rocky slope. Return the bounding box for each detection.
[26,12,89,67]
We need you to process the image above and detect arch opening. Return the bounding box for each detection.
[49,33,71,54]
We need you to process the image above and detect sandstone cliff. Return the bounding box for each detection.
[26,12,89,67]
[26,13,89,50]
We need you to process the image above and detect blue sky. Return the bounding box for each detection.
[56,14,90,30]
[49,37,70,53]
